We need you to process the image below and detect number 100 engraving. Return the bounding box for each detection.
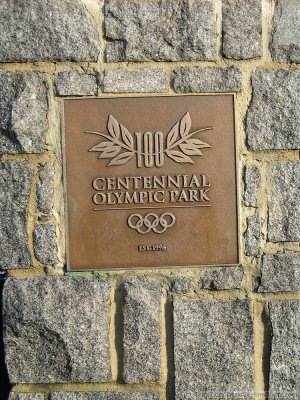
[135,131,164,168]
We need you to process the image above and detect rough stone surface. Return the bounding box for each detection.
[171,275,194,294]
[222,0,262,59]
[268,162,300,242]
[246,69,300,150]
[55,72,98,96]
[174,300,254,400]
[0,0,100,62]
[269,300,300,399]
[245,216,260,256]
[122,277,161,383]
[202,267,243,290]
[0,72,48,154]
[103,68,168,93]
[174,67,242,93]
[105,0,216,62]
[3,277,111,383]
[33,225,59,265]
[271,0,300,63]
[9,395,44,400]
[0,160,32,269]
[50,393,159,400]
[243,165,261,207]
[0,156,31,206]
[37,163,54,214]
[259,253,300,292]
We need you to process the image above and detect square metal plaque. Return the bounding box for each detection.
[63,95,239,270]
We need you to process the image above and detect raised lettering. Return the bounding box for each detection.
[144,132,154,168]
[153,191,165,203]
[92,177,105,191]
[93,192,106,204]
[154,131,164,167]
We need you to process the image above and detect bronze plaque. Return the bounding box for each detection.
[63,95,239,270]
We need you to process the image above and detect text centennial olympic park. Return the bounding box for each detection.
[92,174,211,206]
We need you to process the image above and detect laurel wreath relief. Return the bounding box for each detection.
[85,112,213,167]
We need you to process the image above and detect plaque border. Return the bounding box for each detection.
[61,93,240,271]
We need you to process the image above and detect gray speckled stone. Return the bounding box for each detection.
[245,216,260,256]
[0,72,48,154]
[55,72,98,96]
[9,394,44,400]
[0,0,100,62]
[3,277,111,383]
[243,165,260,207]
[33,225,59,265]
[50,392,159,400]
[0,160,32,269]
[268,162,300,242]
[0,161,32,211]
[174,67,242,93]
[171,275,194,295]
[246,69,300,150]
[202,267,243,290]
[174,300,254,400]
[37,163,54,214]
[105,0,216,62]
[271,0,300,63]
[269,300,300,399]
[222,0,262,59]
[104,68,168,93]
[259,253,300,292]
[122,277,161,383]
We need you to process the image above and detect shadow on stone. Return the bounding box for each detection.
[0,274,11,400]
[165,298,175,400]
[114,283,124,383]
[262,304,272,399]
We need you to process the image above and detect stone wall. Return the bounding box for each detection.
[0,1,299,399]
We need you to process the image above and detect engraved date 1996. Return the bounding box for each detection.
[138,244,167,252]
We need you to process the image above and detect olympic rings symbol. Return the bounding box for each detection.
[127,212,176,234]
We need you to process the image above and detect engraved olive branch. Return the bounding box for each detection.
[167,127,213,150]
[164,112,213,164]
[85,130,133,151]
[85,115,135,166]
